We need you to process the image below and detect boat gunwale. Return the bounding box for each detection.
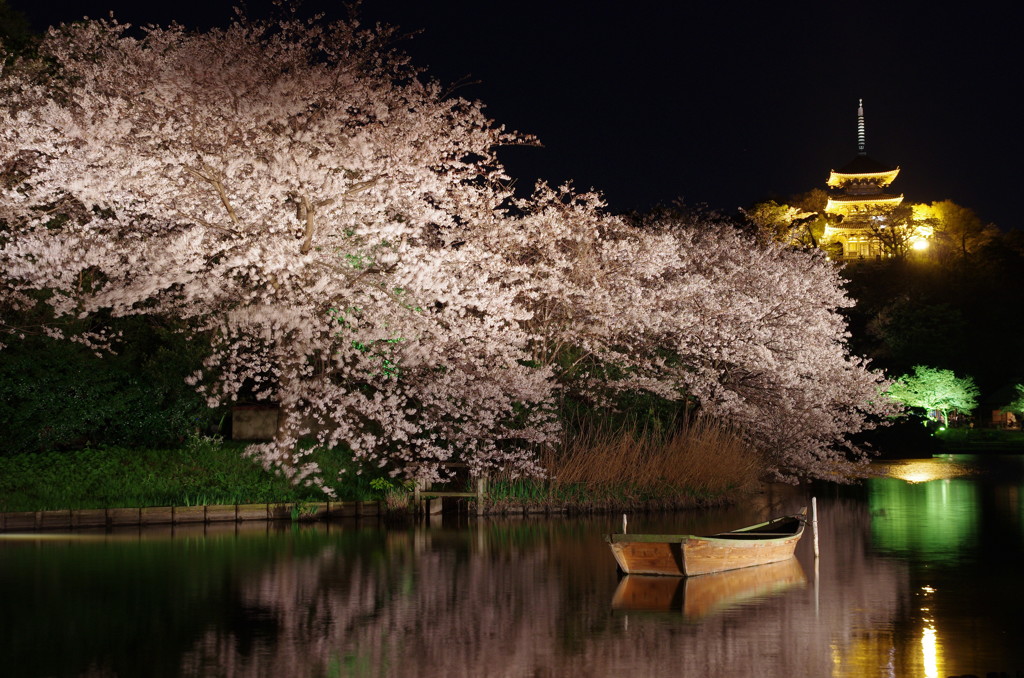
[606,531,800,545]
[605,510,806,546]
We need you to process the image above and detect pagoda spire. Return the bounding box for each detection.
[857,99,866,156]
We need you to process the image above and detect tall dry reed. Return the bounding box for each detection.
[545,416,763,503]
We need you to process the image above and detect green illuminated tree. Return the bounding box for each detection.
[1003,384,1024,417]
[886,365,979,426]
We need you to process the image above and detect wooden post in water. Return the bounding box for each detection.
[475,475,487,516]
[622,513,628,534]
[814,554,820,618]
[812,496,820,558]
[812,497,821,617]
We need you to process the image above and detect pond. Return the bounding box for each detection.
[2,454,1023,678]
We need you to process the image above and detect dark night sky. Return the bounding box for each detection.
[12,1,1023,228]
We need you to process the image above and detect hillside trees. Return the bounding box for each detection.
[920,200,998,263]
[740,198,825,249]
[0,0,33,59]
[1003,385,1024,419]
[0,317,211,454]
[865,205,935,259]
[741,200,810,245]
[0,12,894,486]
[841,230,1024,396]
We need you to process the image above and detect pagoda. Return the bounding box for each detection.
[821,100,908,259]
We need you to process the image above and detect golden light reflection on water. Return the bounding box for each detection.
[878,458,975,484]
[920,584,941,678]
[824,599,943,678]
[922,624,939,678]
[829,633,900,678]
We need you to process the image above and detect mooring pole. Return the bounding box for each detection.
[622,513,628,535]
[814,554,820,618]
[475,475,486,517]
[812,496,820,559]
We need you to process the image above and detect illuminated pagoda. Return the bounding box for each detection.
[821,100,927,259]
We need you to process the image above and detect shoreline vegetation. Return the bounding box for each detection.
[4,411,1022,518]
[500,416,765,512]
[1,418,764,516]
[3,427,1022,525]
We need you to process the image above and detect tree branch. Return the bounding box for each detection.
[299,193,315,255]
[184,164,241,229]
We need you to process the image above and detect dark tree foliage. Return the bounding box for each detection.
[0,0,34,59]
[866,301,967,371]
[0,316,217,455]
[842,229,1024,400]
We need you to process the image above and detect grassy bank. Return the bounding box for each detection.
[0,437,344,513]
[0,418,764,514]
[935,427,1024,452]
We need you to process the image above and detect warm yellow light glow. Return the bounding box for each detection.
[825,195,904,213]
[922,624,939,678]
[912,238,929,251]
[881,460,973,484]
[912,203,934,220]
[826,167,901,188]
[895,461,943,483]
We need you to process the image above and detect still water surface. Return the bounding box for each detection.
[2,454,1023,678]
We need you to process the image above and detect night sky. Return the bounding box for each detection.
[12,1,1022,228]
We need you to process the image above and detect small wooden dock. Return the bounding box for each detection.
[413,476,488,516]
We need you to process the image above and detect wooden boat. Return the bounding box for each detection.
[606,508,806,577]
[611,557,806,620]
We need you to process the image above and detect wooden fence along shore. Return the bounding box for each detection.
[0,501,389,532]
[0,480,497,532]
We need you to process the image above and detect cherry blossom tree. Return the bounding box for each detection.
[645,220,897,477]
[481,190,896,479]
[1,10,895,488]
[0,13,556,490]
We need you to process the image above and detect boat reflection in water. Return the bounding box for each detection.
[611,557,807,620]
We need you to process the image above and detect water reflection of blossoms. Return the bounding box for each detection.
[180,502,907,678]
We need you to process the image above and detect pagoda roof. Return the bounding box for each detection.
[825,193,904,212]
[836,155,896,175]
[827,155,900,188]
